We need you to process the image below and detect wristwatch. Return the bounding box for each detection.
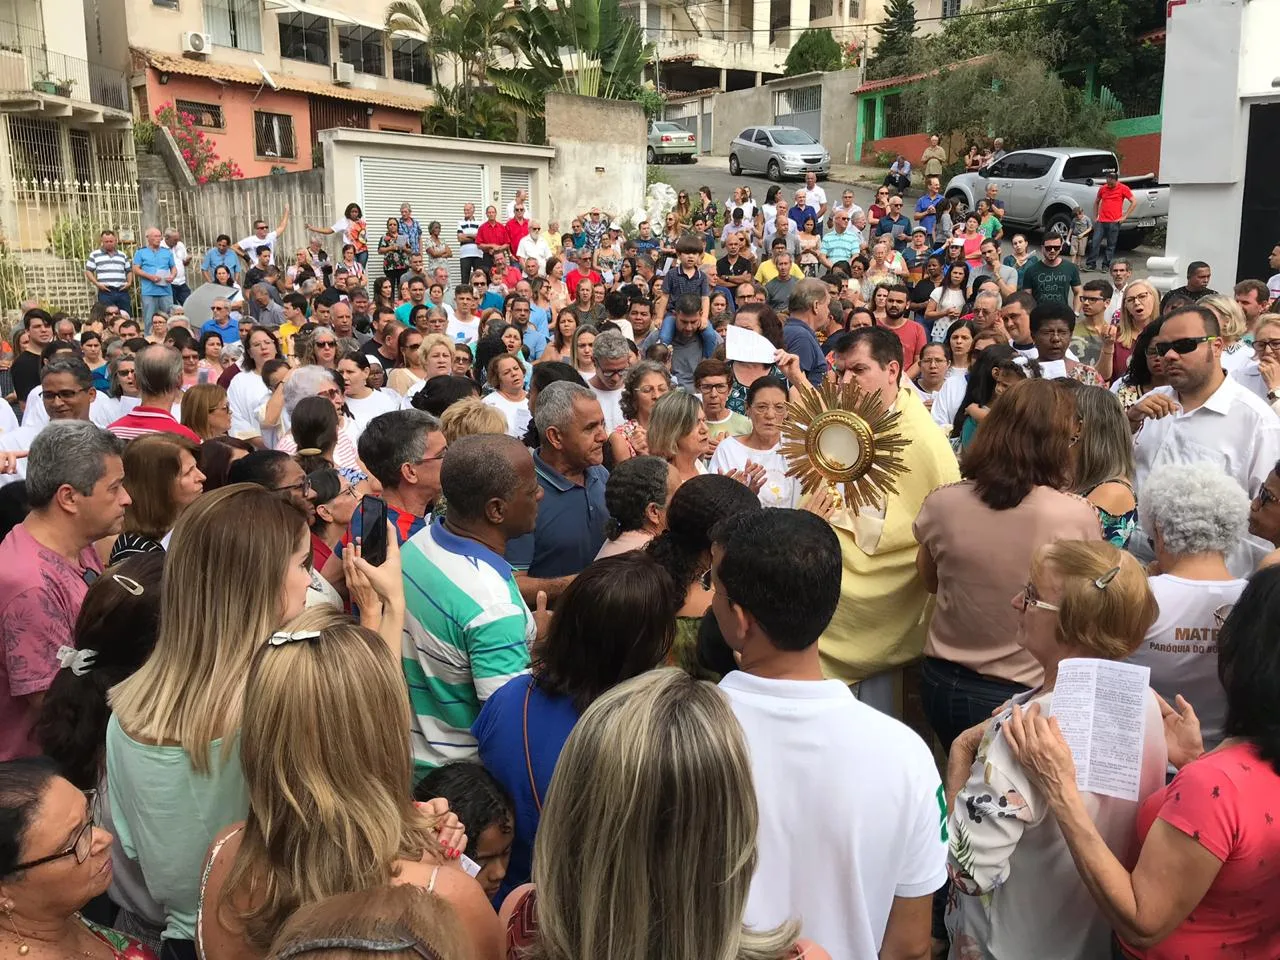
[1268,389,1280,403]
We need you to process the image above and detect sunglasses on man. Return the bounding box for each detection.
[1154,336,1218,356]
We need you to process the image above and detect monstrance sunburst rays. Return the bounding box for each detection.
[779,380,912,513]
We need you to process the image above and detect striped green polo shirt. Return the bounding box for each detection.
[401,517,534,778]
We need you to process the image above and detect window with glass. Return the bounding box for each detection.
[254,111,297,160]
[278,12,330,64]
[390,36,430,84]
[204,0,262,51]
[338,25,384,76]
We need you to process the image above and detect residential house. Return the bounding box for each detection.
[0,0,133,312]
[90,0,431,176]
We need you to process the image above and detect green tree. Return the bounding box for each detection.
[388,0,652,138]
[784,28,842,75]
[901,52,1116,155]
[867,0,916,80]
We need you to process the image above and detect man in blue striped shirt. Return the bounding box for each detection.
[84,230,132,313]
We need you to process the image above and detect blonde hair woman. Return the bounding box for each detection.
[196,607,501,960]
[1231,312,1280,408]
[266,885,469,960]
[646,389,710,484]
[499,668,829,960]
[440,396,508,444]
[106,485,314,954]
[944,541,1167,960]
[1114,279,1159,381]
[181,382,232,439]
[1199,293,1251,374]
[419,332,455,381]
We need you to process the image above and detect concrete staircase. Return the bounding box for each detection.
[137,149,179,192]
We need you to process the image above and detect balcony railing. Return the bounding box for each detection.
[0,19,129,112]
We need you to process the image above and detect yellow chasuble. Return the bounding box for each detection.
[818,385,960,684]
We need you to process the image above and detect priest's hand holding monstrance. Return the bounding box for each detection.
[780,379,912,518]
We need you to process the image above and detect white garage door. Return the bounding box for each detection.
[359,156,486,287]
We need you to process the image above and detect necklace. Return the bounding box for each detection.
[3,910,120,959]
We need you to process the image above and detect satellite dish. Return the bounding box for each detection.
[253,59,278,90]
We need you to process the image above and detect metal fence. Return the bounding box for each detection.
[150,178,329,289]
[0,177,142,318]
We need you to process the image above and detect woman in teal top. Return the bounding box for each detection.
[1072,384,1138,547]
[105,485,316,957]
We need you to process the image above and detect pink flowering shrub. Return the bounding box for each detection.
[154,102,243,182]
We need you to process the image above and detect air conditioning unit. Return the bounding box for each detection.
[181,31,211,55]
[331,61,354,85]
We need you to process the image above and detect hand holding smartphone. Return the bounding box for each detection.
[358,495,389,566]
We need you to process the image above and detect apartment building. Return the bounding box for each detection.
[635,0,973,96]
[89,0,431,176]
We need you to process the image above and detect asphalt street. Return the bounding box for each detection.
[653,155,1163,281]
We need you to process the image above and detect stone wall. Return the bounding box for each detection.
[545,92,646,222]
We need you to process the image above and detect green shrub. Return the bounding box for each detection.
[47,215,96,262]
[133,119,156,153]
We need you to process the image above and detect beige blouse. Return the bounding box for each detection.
[912,481,1102,685]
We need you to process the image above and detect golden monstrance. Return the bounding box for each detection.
[780,380,912,513]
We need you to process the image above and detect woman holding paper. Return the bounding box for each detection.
[943,540,1168,960]
[1005,565,1280,960]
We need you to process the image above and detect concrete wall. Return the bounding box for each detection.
[545,92,645,222]
[138,167,327,261]
[710,71,859,157]
[1162,0,1250,289]
[711,84,770,156]
[818,70,859,164]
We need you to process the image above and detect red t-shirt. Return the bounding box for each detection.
[566,268,603,298]
[1122,742,1280,959]
[885,318,927,369]
[475,220,510,252]
[1096,182,1134,223]
[505,217,530,252]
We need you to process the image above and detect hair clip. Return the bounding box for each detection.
[267,629,323,647]
[1093,566,1121,589]
[1010,355,1030,367]
[112,574,144,596]
[295,447,323,456]
[56,646,97,676]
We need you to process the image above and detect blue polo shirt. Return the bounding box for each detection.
[200,318,240,343]
[914,194,943,235]
[783,317,828,387]
[133,245,174,296]
[201,247,240,278]
[505,452,609,577]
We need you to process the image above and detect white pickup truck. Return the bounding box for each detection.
[943,147,1169,251]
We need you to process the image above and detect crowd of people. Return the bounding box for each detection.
[0,173,1278,960]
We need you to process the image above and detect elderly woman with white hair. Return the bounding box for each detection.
[273,364,363,471]
[1127,461,1251,752]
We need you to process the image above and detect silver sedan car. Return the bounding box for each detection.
[728,126,830,181]
[647,121,698,164]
